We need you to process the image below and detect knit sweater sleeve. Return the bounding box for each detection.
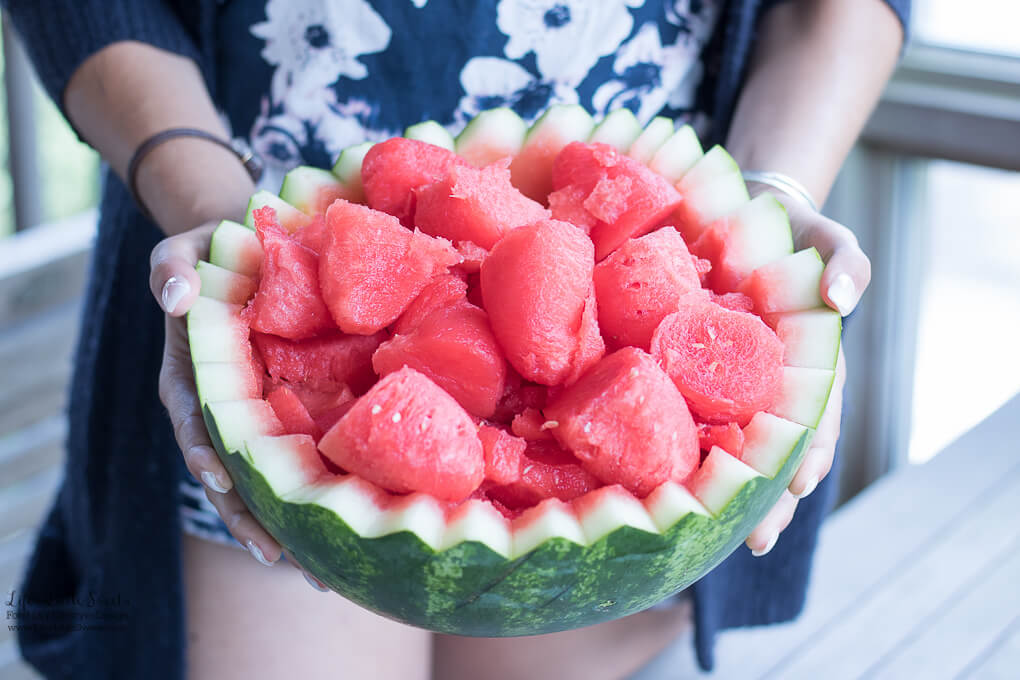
[1,0,201,116]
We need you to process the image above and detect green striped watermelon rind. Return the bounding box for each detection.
[191,105,837,636]
[203,401,809,636]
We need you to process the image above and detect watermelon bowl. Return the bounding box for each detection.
[187,106,841,636]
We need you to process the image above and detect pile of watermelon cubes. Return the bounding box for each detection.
[241,138,786,517]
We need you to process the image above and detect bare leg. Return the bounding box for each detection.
[182,534,432,679]
[432,599,693,680]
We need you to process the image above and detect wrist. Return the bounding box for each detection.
[741,171,819,213]
[135,136,256,236]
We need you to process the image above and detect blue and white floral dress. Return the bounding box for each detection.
[180,0,722,543]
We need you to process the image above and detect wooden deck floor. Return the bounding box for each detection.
[633,393,1020,679]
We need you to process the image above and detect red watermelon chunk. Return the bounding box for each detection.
[414,160,550,249]
[252,330,384,394]
[294,215,328,255]
[266,384,323,440]
[491,370,548,424]
[548,184,597,234]
[246,209,333,340]
[478,425,525,485]
[361,138,468,226]
[392,274,469,336]
[544,347,699,496]
[317,368,484,501]
[592,227,705,351]
[697,422,745,457]
[454,241,488,274]
[285,381,356,435]
[480,219,605,386]
[485,440,601,510]
[319,199,461,334]
[711,291,755,313]
[551,142,682,261]
[651,294,784,425]
[511,407,554,442]
[372,297,507,419]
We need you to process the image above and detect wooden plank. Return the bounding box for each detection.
[760,467,1020,679]
[0,416,66,487]
[0,212,93,331]
[957,617,1020,680]
[707,394,1020,679]
[0,469,60,541]
[866,541,1020,679]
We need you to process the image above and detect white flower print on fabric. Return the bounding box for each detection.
[246,0,394,190]
[454,56,579,126]
[497,0,641,86]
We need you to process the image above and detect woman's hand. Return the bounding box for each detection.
[744,191,869,556]
[149,224,285,566]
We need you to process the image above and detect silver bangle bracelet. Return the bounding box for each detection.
[741,170,819,213]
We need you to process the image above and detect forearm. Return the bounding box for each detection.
[64,41,253,235]
[725,0,902,205]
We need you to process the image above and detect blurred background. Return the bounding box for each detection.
[0,1,1017,677]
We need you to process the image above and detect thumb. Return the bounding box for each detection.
[149,223,216,316]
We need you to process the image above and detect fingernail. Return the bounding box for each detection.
[246,539,274,567]
[200,470,229,494]
[827,273,856,317]
[794,475,819,499]
[752,532,779,557]
[162,276,190,314]
[303,572,328,592]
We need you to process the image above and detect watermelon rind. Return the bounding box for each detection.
[627,116,675,165]
[404,120,456,151]
[455,108,527,167]
[588,108,643,152]
[279,166,347,215]
[769,309,843,370]
[195,261,256,305]
[186,107,842,637]
[648,124,703,183]
[677,145,750,237]
[330,141,375,204]
[208,220,261,276]
[748,248,827,314]
[720,194,795,279]
[244,190,309,233]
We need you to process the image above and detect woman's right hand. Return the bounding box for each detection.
[149,223,285,567]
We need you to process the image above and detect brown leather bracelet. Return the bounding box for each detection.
[126,128,263,220]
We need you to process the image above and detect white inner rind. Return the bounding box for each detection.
[771,366,836,429]
[455,108,527,166]
[187,298,249,363]
[194,361,258,404]
[588,108,643,152]
[690,447,763,516]
[209,220,262,276]
[677,145,750,224]
[751,248,826,312]
[404,120,456,151]
[331,141,375,187]
[206,399,284,453]
[245,190,308,230]
[279,166,345,213]
[627,116,674,165]
[644,482,711,532]
[512,501,586,558]
[772,309,843,369]
[740,412,810,479]
[648,124,703,183]
[523,104,594,145]
[196,261,256,305]
[724,194,795,277]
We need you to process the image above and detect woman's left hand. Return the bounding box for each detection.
[744,191,869,556]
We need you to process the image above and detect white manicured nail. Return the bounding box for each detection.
[827,273,857,317]
[752,532,779,557]
[246,540,274,567]
[304,572,328,592]
[162,276,190,314]
[201,470,228,494]
[794,475,819,499]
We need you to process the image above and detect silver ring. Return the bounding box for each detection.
[741,170,819,213]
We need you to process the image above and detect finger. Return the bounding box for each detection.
[281,548,330,592]
[149,224,215,316]
[746,491,799,557]
[159,317,233,494]
[204,487,282,566]
[789,347,845,498]
[792,211,871,317]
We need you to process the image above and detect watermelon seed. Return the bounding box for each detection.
[541,420,559,430]
[630,367,640,378]
[692,342,706,349]
[707,327,717,340]
[371,404,382,415]
[523,465,533,474]
[583,422,592,434]
[392,412,402,423]
[708,361,720,373]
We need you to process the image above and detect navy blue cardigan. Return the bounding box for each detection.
[4,1,909,677]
